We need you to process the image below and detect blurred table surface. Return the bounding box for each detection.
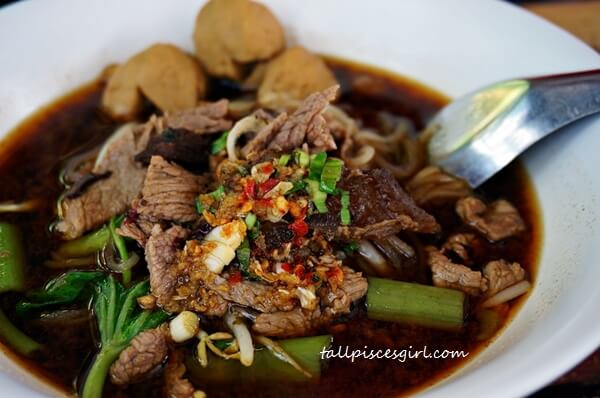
[0,0,598,396]
[524,0,600,52]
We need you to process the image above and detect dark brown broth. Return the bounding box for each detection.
[0,58,541,397]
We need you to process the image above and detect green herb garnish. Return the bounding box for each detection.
[211,131,229,154]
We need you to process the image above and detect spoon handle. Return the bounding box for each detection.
[527,69,600,138]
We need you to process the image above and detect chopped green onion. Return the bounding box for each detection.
[367,277,465,331]
[211,131,229,154]
[195,197,204,214]
[308,152,327,180]
[319,158,343,194]
[209,185,226,200]
[293,149,310,167]
[236,239,251,276]
[278,154,291,166]
[306,179,328,213]
[244,213,257,230]
[340,189,351,225]
[248,219,260,240]
[340,209,351,225]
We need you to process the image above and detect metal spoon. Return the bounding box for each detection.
[426,69,600,188]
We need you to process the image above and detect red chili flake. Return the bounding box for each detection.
[243,180,256,199]
[304,272,314,282]
[255,198,273,208]
[289,218,309,237]
[228,271,242,285]
[293,236,304,247]
[259,178,278,194]
[261,163,274,174]
[281,262,293,272]
[326,267,343,281]
[294,265,306,279]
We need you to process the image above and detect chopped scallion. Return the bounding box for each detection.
[195,197,204,214]
[244,213,257,230]
[278,154,291,166]
[320,158,343,194]
[293,149,310,167]
[340,189,351,225]
[211,131,229,154]
[236,239,251,276]
[308,152,327,180]
[209,185,226,200]
[248,219,260,240]
[306,179,328,213]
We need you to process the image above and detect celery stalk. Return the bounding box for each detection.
[186,335,331,383]
[0,222,26,292]
[367,277,465,330]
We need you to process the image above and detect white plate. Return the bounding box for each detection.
[0,0,599,397]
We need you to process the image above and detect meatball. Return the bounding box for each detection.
[102,43,207,119]
[193,0,285,80]
[258,46,338,108]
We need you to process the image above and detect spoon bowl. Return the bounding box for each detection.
[427,69,600,187]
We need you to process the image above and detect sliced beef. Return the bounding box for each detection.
[163,349,196,398]
[55,123,153,239]
[164,99,232,134]
[442,233,477,263]
[456,196,525,241]
[241,112,288,159]
[319,266,368,317]
[109,325,169,386]
[252,266,367,337]
[269,85,337,153]
[252,307,322,338]
[336,168,439,240]
[242,86,338,160]
[146,225,189,307]
[117,213,154,247]
[483,259,525,296]
[426,246,487,296]
[217,278,297,313]
[135,156,204,224]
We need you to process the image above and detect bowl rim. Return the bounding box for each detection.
[0,0,599,397]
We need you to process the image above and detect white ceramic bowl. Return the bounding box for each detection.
[0,0,599,397]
